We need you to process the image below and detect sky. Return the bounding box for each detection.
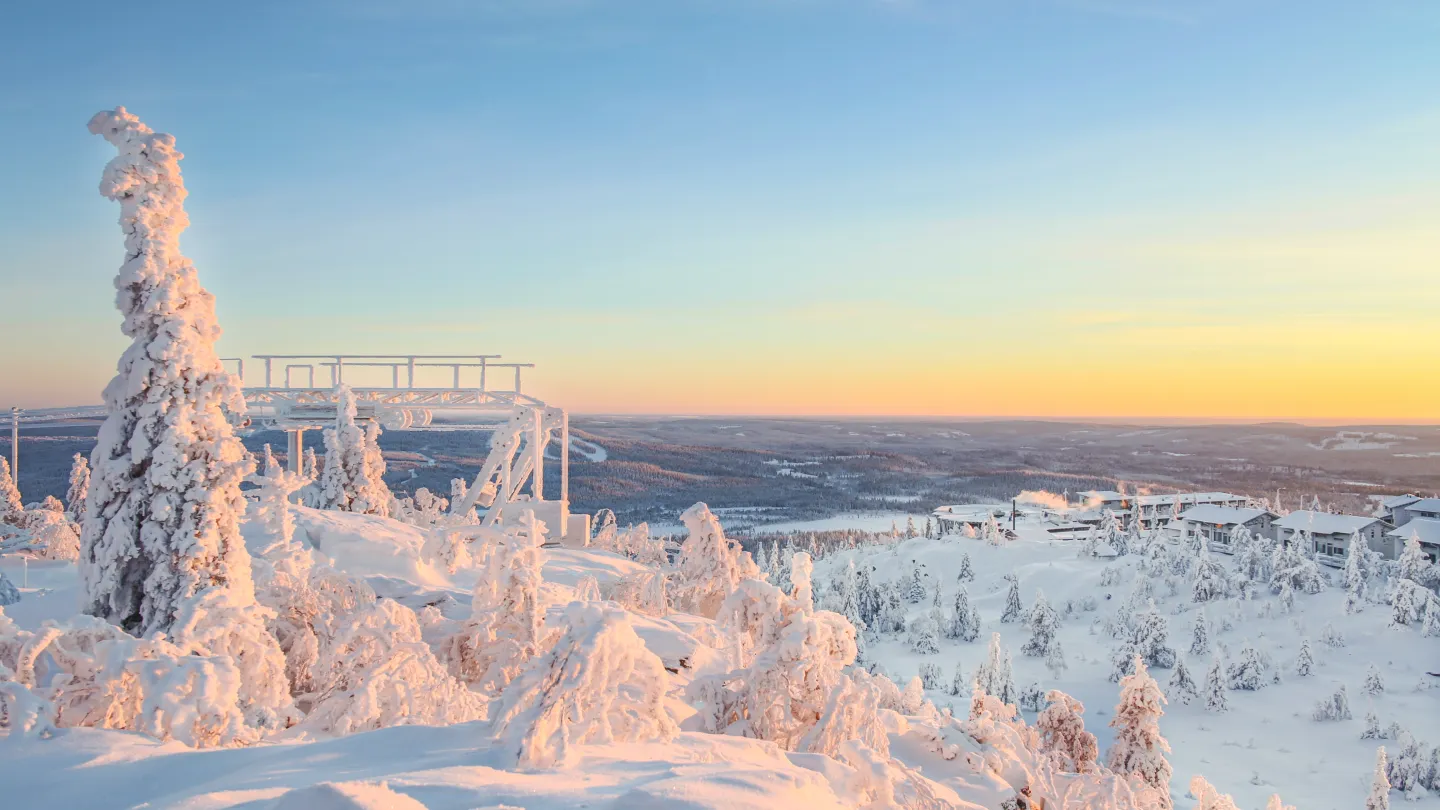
[1,0,1437,421]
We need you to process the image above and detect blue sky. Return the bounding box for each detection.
[2,0,1437,418]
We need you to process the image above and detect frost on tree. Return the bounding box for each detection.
[81,108,259,637]
[493,602,677,769]
[0,458,21,525]
[1037,690,1098,773]
[1107,656,1173,809]
[1368,746,1391,810]
[65,454,91,522]
[674,503,759,619]
[1022,588,1061,659]
[444,512,549,693]
[1166,656,1198,705]
[1000,574,1023,623]
[974,632,1017,706]
[1202,652,1228,712]
[318,385,392,516]
[947,585,981,642]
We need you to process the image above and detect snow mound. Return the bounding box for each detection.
[270,781,428,810]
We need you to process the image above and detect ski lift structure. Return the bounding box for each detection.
[232,354,589,544]
[7,353,590,545]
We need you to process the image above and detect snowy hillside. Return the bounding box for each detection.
[803,523,1440,810]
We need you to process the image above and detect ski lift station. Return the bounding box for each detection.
[9,352,591,545]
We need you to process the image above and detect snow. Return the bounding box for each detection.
[1177,506,1271,526]
[1273,510,1383,536]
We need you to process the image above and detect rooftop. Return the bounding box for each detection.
[1403,498,1440,515]
[1178,506,1274,526]
[1387,518,1440,546]
[1274,510,1384,536]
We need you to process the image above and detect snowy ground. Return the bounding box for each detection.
[809,524,1440,810]
[2,507,1435,810]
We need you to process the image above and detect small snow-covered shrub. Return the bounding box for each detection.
[1311,684,1352,721]
[304,599,486,736]
[493,601,676,769]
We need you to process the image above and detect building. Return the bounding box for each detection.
[1378,494,1422,527]
[1273,510,1395,566]
[1176,505,1278,553]
[1401,497,1440,522]
[1386,519,1440,564]
[1074,490,1251,527]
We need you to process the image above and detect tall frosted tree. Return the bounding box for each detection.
[319,384,392,516]
[0,457,22,524]
[1108,655,1174,809]
[65,453,92,522]
[80,108,259,635]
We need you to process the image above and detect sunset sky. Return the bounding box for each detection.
[1,0,1437,420]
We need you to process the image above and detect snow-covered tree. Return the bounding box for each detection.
[673,503,758,619]
[80,108,269,646]
[318,385,392,516]
[1386,730,1431,799]
[1389,579,1433,628]
[0,458,21,525]
[900,675,926,713]
[1191,545,1228,603]
[1001,574,1023,623]
[957,552,975,582]
[1396,533,1438,588]
[908,611,941,654]
[443,511,549,693]
[1321,621,1346,647]
[950,661,967,696]
[1038,690,1099,773]
[492,602,677,769]
[1203,652,1228,713]
[789,551,815,614]
[1367,747,1391,810]
[1344,533,1368,613]
[1294,636,1315,677]
[1363,663,1385,695]
[1361,708,1383,739]
[1228,639,1266,691]
[974,632,1017,706]
[1107,656,1173,807]
[62,454,90,523]
[1190,777,1242,810]
[918,661,944,690]
[1167,656,1198,704]
[1312,683,1352,721]
[904,562,928,603]
[1189,609,1211,657]
[1022,588,1061,659]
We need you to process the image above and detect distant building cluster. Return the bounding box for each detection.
[934,488,1440,566]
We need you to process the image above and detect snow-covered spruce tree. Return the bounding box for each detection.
[948,585,982,642]
[1344,533,1368,613]
[0,458,21,525]
[64,453,90,522]
[318,385,391,516]
[1386,730,1431,798]
[1396,533,1438,588]
[81,107,293,727]
[493,602,676,769]
[957,552,975,582]
[790,551,815,614]
[718,578,795,668]
[1368,746,1391,810]
[1191,545,1228,603]
[974,632,1017,706]
[1311,683,1352,721]
[1167,656,1198,704]
[1203,651,1229,713]
[901,675,926,713]
[1292,636,1315,677]
[1363,663,1385,695]
[799,667,892,760]
[674,503,758,619]
[1001,574,1023,623]
[904,562,928,603]
[443,511,549,693]
[1022,588,1061,658]
[908,611,941,654]
[950,661,968,696]
[1189,609,1211,657]
[1361,708,1383,739]
[1108,656,1173,809]
[1038,690,1099,773]
[919,661,944,690]
[1227,638,1267,690]
[1321,621,1345,647]
[1389,579,1432,628]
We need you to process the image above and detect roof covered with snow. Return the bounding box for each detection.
[1178,506,1274,526]
[1388,517,1440,546]
[1273,510,1383,536]
[1380,494,1421,509]
[1403,497,1440,514]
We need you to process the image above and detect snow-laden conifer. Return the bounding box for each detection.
[64,454,90,523]
[1203,652,1229,713]
[318,385,391,516]
[1001,574,1023,623]
[947,585,981,641]
[1362,663,1385,695]
[1038,690,1099,773]
[1368,746,1391,810]
[0,458,21,525]
[1107,656,1173,809]
[1294,636,1315,677]
[1167,656,1198,704]
[673,503,759,619]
